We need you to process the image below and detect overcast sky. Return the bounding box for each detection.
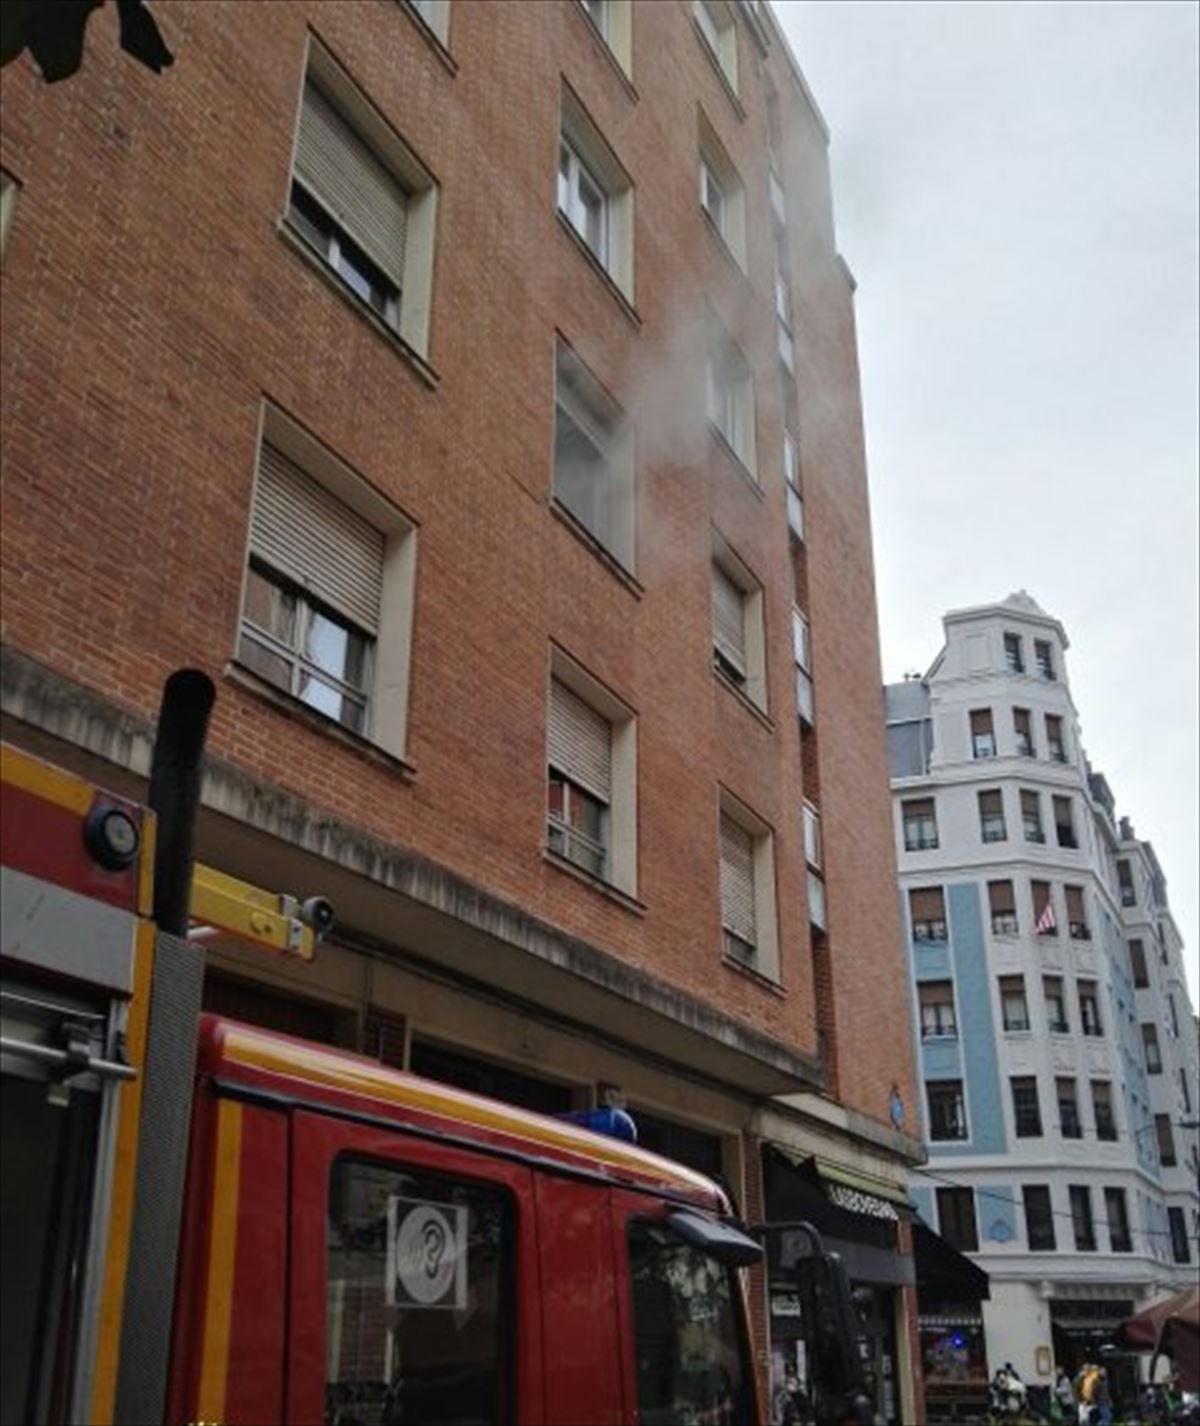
[775,1,1200,1006]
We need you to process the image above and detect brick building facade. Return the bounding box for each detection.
[1,1,922,1418]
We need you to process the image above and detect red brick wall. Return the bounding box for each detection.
[1,1,911,1124]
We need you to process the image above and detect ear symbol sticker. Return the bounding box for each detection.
[388,1200,466,1308]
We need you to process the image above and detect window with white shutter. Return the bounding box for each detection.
[712,563,746,682]
[547,677,612,879]
[720,814,756,961]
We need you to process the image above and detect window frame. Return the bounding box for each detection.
[1023,1185,1056,1251]
[918,981,958,1040]
[978,790,1007,843]
[999,976,1030,1034]
[936,1187,979,1253]
[1011,1076,1043,1138]
[692,0,738,95]
[1077,981,1103,1038]
[717,789,779,981]
[1090,1081,1117,1142]
[902,798,939,853]
[1068,1184,1096,1252]
[705,320,757,474]
[711,541,767,712]
[558,85,635,302]
[926,1081,968,1142]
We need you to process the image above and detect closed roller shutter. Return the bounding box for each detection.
[296,81,408,288]
[720,815,756,946]
[251,444,384,634]
[712,564,745,670]
[548,679,611,802]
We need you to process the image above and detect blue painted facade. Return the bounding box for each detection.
[1101,906,1158,1174]
[979,1183,1018,1245]
[909,1185,934,1226]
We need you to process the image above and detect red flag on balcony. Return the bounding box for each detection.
[1035,898,1057,935]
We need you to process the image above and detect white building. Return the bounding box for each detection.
[886,592,1199,1394]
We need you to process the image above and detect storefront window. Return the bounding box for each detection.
[920,1317,988,1386]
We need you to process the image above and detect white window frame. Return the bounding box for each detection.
[239,404,417,761]
[717,789,779,981]
[558,137,609,268]
[553,340,634,570]
[558,85,635,301]
[697,112,747,271]
[692,0,738,93]
[705,321,757,473]
[711,539,767,712]
[803,800,822,870]
[574,0,633,76]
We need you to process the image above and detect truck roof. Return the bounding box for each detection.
[198,1015,730,1211]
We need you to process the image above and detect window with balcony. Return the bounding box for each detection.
[1091,1080,1117,1141]
[1117,859,1136,907]
[1044,977,1069,1034]
[1020,790,1045,844]
[1053,796,1078,850]
[1128,939,1149,987]
[1032,881,1057,937]
[1142,1023,1162,1074]
[1000,976,1030,1033]
[1023,1185,1056,1251]
[1078,981,1103,1037]
[989,880,1018,935]
[1069,1185,1096,1251]
[910,887,947,943]
[1105,1188,1132,1252]
[1057,1077,1081,1138]
[1156,1114,1177,1166]
[1169,1206,1191,1263]
[978,790,1007,843]
[1034,639,1055,680]
[927,1081,967,1141]
[1004,631,1025,673]
[1065,885,1090,941]
[1013,706,1035,757]
[1045,713,1067,762]
[919,981,957,1039]
[558,86,635,301]
[970,708,996,759]
[553,340,634,570]
[937,1187,978,1253]
[1011,1077,1043,1137]
[902,798,939,852]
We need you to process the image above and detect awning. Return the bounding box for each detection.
[912,1221,990,1305]
[1118,1287,1199,1391]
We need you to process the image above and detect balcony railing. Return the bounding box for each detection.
[981,822,1007,843]
[912,919,948,943]
[972,736,996,758]
[1095,1115,1117,1142]
[1016,738,1035,757]
[1024,825,1046,844]
[1120,889,1137,907]
[786,482,805,542]
[1057,830,1079,849]
[1069,922,1092,941]
[1049,746,1068,763]
[1048,1018,1070,1035]
[991,913,1019,935]
[904,829,939,852]
[1060,1110,1082,1139]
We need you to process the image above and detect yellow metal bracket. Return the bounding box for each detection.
[190,864,320,962]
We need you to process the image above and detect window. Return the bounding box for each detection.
[1020,790,1045,844]
[1013,707,1035,757]
[628,1220,752,1424]
[1057,1078,1081,1138]
[910,887,947,943]
[574,0,632,75]
[1128,939,1149,987]
[792,608,814,726]
[698,113,747,270]
[783,432,804,541]
[692,0,738,93]
[1167,994,1179,1038]
[978,790,1006,843]
[711,547,766,710]
[405,0,451,44]
[1117,859,1136,907]
[239,415,415,756]
[802,801,822,871]
[1069,1185,1096,1251]
[553,340,634,569]
[1011,1077,1042,1137]
[970,709,996,758]
[1031,881,1057,936]
[1023,1186,1056,1251]
[987,880,1018,935]
[546,659,637,895]
[1104,1188,1132,1252]
[1091,1081,1117,1141]
[1141,1023,1162,1074]
[1004,632,1025,673]
[558,85,635,300]
[927,1081,967,1141]
[326,1157,513,1425]
[718,793,779,979]
[1000,976,1030,1033]
[1053,797,1078,850]
[1034,639,1055,680]
[706,322,757,472]
[1168,1206,1191,1264]
[919,982,957,1039]
[1077,981,1103,1037]
[0,169,17,263]
[1181,1067,1193,1116]
[902,798,938,852]
[288,49,437,355]
[1065,885,1090,941]
[1045,713,1067,762]
[1044,977,1069,1034]
[1156,1114,1177,1166]
[937,1187,978,1253]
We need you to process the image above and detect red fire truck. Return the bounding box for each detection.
[1,672,868,1426]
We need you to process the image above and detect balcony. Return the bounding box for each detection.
[912,919,948,944]
[786,482,804,542]
[796,666,814,726]
[807,870,826,930]
[1069,922,1091,942]
[991,913,1019,936]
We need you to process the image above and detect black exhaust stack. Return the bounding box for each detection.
[147,668,215,935]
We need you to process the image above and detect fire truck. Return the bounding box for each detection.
[1,672,869,1426]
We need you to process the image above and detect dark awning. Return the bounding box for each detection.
[913,1221,990,1304]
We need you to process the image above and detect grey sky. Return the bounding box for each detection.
[775,0,1200,1006]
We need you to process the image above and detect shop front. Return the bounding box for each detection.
[761,1146,916,1426]
[912,1221,991,1422]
